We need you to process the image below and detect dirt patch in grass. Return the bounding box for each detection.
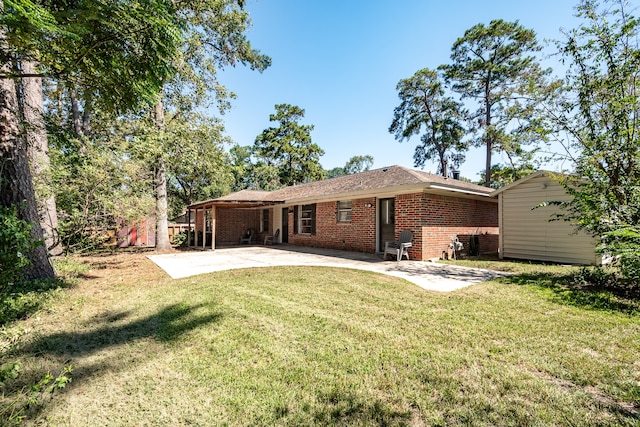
[529,368,640,418]
[61,251,168,298]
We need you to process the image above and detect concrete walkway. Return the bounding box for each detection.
[148,245,509,292]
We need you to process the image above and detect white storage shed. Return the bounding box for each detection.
[492,171,600,265]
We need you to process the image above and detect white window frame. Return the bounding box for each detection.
[261,209,269,232]
[299,204,314,234]
[337,200,352,222]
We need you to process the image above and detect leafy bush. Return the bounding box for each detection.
[0,362,73,425]
[570,266,620,289]
[0,206,41,288]
[0,282,63,326]
[601,226,640,285]
[171,230,188,247]
[51,256,90,277]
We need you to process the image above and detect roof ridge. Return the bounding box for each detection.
[402,166,436,183]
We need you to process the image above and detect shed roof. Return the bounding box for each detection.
[490,171,564,197]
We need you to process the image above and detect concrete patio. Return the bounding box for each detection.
[148,245,509,292]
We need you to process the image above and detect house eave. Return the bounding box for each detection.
[429,184,496,199]
[187,200,285,210]
[280,183,495,206]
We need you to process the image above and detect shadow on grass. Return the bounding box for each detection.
[1,303,223,422]
[498,272,640,315]
[266,388,413,425]
[311,389,412,425]
[21,303,222,358]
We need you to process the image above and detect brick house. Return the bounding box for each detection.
[186,165,498,261]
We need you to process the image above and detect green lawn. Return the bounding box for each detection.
[1,253,639,426]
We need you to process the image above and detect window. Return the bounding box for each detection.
[295,204,316,234]
[205,209,212,233]
[300,204,313,234]
[261,209,269,232]
[337,201,352,222]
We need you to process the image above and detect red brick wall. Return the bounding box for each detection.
[417,193,499,260]
[395,193,427,260]
[289,198,377,253]
[215,208,261,245]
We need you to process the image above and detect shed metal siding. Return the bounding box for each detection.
[501,174,599,264]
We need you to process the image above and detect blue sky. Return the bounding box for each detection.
[217,0,581,181]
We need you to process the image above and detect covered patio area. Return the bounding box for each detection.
[185,190,284,250]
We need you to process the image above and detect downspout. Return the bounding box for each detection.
[498,193,504,259]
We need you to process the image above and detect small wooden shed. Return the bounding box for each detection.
[492,171,600,265]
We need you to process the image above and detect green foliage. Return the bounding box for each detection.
[602,226,640,283]
[4,0,271,257]
[478,162,537,189]
[165,0,271,114]
[171,230,188,247]
[390,68,468,176]
[0,278,64,326]
[165,116,234,215]
[253,104,325,188]
[548,0,640,282]
[0,258,82,326]
[127,111,234,217]
[51,256,90,278]
[569,266,621,290]
[344,155,374,175]
[228,144,254,191]
[0,363,73,426]
[0,206,41,288]
[441,19,554,186]
[326,155,374,178]
[2,0,183,112]
[49,121,154,252]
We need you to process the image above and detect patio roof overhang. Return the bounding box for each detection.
[187,199,285,210]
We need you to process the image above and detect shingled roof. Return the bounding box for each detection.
[269,165,492,202]
[188,165,493,209]
[214,189,273,202]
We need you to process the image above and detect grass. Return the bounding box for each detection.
[1,252,639,426]
[0,257,88,327]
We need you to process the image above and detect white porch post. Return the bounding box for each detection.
[195,208,200,247]
[187,208,192,247]
[202,206,206,250]
[211,205,216,250]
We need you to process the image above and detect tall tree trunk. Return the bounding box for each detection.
[82,101,90,135]
[153,95,170,250]
[0,28,55,279]
[485,139,492,187]
[69,89,91,138]
[484,96,492,187]
[70,89,83,136]
[21,60,62,256]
